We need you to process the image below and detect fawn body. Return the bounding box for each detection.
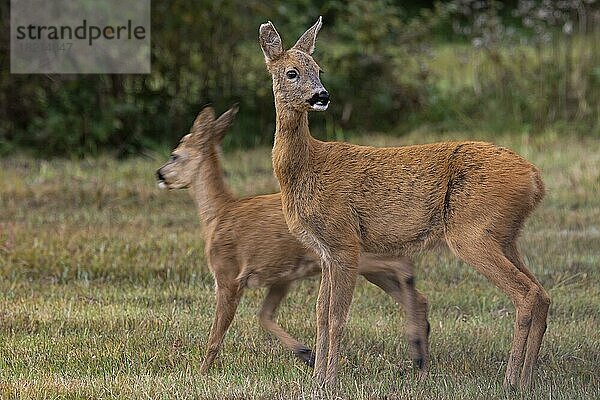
[156,106,430,374]
[260,17,549,390]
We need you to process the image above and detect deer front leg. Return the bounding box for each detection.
[324,250,359,389]
[314,259,331,386]
[200,284,242,373]
[258,283,315,367]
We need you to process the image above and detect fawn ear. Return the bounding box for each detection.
[190,106,216,142]
[292,16,322,55]
[213,104,239,143]
[259,21,284,62]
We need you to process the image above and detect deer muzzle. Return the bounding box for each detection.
[307,90,330,111]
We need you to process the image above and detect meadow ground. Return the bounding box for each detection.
[0,131,598,399]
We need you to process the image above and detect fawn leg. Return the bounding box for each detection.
[200,284,242,373]
[394,264,430,374]
[259,283,315,367]
[363,266,430,373]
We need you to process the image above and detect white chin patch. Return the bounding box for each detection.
[312,103,329,111]
[158,181,167,190]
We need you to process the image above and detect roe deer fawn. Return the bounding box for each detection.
[259,17,549,390]
[156,105,430,374]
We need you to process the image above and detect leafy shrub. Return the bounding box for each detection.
[0,0,598,157]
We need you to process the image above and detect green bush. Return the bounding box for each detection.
[0,0,598,157]
[425,0,600,136]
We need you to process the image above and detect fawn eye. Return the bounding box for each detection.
[286,70,298,80]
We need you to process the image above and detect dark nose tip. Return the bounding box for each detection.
[318,90,330,101]
[156,169,164,181]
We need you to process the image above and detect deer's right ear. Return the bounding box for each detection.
[259,21,284,62]
[191,106,216,140]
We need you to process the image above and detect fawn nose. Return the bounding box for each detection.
[156,169,165,181]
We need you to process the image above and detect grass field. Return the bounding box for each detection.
[1,131,599,399]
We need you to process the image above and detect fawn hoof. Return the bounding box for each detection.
[294,346,315,368]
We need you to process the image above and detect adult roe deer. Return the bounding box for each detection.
[259,17,549,390]
[156,105,430,374]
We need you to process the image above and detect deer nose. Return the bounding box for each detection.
[307,90,331,108]
[318,90,330,102]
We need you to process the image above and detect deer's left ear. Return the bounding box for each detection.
[190,106,216,145]
[292,16,322,55]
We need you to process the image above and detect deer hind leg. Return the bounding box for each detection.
[258,283,315,367]
[446,236,545,390]
[324,250,360,388]
[200,284,242,373]
[503,242,550,389]
[362,266,430,374]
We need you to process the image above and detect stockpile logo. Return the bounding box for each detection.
[10,0,151,74]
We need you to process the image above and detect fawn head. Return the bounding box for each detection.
[156,105,238,189]
[259,17,329,112]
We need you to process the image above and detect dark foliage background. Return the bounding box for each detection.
[0,0,598,157]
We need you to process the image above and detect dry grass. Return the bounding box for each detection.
[0,131,598,399]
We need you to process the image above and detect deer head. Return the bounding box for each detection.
[156,105,238,189]
[259,17,330,112]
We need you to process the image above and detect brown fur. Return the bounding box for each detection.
[259,17,550,390]
[156,106,430,374]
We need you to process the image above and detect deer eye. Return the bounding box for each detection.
[286,69,298,80]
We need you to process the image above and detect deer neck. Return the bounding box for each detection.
[190,147,233,228]
[272,105,315,189]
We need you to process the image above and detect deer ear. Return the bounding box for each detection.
[213,104,239,143]
[190,106,216,142]
[292,16,322,55]
[259,21,284,62]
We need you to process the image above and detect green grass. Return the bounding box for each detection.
[1,131,599,399]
